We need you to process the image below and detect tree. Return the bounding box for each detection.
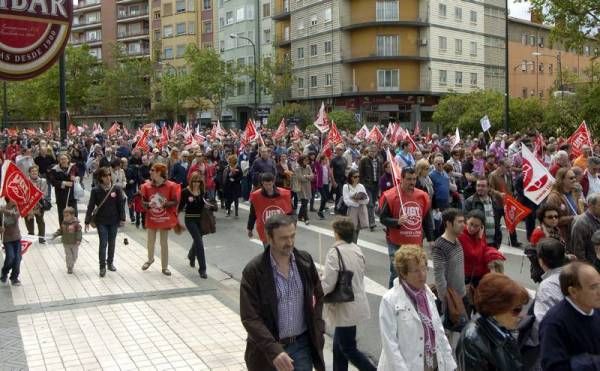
[183,45,237,120]
[65,45,102,115]
[267,103,313,130]
[328,110,359,131]
[251,53,294,105]
[525,0,599,49]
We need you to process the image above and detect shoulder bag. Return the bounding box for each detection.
[90,185,114,228]
[334,185,348,215]
[199,197,217,235]
[323,246,355,303]
[445,287,468,331]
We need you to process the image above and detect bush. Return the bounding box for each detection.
[328,110,359,132]
[267,103,314,130]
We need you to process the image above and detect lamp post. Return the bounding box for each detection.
[2,81,7,130]
[230,33,258,119]
[532,51,563,100]
[160,62,179,122]
[503,0,509,133]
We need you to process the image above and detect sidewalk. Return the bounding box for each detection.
[0,198,347,370]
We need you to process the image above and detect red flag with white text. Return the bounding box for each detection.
[503,194,531,233]
[0,161,44,217]
[354,124,370,141]
[522,145,554,205]
[413,121,421,136]
[327,121,344,146]
[136,129,150,153]
[313,102,330,133]
[292,126,303,141]
[367,126,384,144]
[567,121,592,158]
[158,126,169,149]
[272,118,287,141]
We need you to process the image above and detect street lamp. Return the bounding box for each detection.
[230,33,258,119]
[532,51,563,100]
[159,61,179,122]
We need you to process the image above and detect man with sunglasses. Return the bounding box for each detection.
[581,156,600,197]
[570,192,600,264]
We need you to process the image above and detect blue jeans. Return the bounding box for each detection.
[387,242,400,288]
[284,332,313,371]
[1,240,22,281]
[97,224,118,269]
[185,218,206,272]
[333,326,376,371]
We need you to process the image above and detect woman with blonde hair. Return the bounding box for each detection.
[378,245,456,371]
[179,172,209,278]
[222,154,243,218]
[545,167,584,245]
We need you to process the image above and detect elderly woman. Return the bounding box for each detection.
[140,163,181,276]
[343,169,369,243]
[378,245,456,371]
[545,167,584,246]
[456,273,529,370]
[321,218,376,371]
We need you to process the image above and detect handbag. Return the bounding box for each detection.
[90,185,114,228]
[444,287,468,331]
[334,185,348,215]
[74,180,85,200]
[39,198,52,211]
[199,198,217,235]
[323,247,355,303]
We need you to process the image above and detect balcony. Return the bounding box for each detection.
[117,29,150,40]
[125,48,150,57]
[71,20,102,31]
[74,1,101,12]
[272,0,290,20]
[71,38,102,46]
[341,52,427,63]
[275,34,291,47]
[117,9,150,22]
[117,0,146,4]
[340,15,428,30]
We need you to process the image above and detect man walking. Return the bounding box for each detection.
[359,145,383,231]
[240,214,325,371]
[570,193,600,264]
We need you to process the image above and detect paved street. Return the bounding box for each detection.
[0,189,536,370]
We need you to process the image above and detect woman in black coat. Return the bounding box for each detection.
[222,154,243,217]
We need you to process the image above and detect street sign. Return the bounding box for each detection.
[0,0,73,80]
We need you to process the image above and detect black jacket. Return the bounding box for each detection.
[85,185,126,226]
[239,247,325,371]
[358,155,383,186]
[49,164,78,204]
[456,316,524,371]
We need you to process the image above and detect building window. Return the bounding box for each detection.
[154,30,160,41]
[538,36,544,47]
[324,41,332,54]
[263,29,271,43]
[455,39,462,55]
[297,19,305,30]
[438,3,446,17]
[237,57,245,67]
[226,11,234,24]
[310,44,317,56]
[376,0,399,21]
[455,7,462,21]
[549,63,553,74]
[529,35,535,46]
[377,35,399,56]
[470,72,477,86]
[439,70,447,85]
[521,34,527,45]
[187,0,195,11]
[439,36,447,51]
[176,22,185,35]
[310,16,317,26]
[298,77,304,89]
[237,7,245,21]
[154,11,160,19]
[176,0,185,13]
[203,0,211,10]
[163,25,173,37]
[522,88,528,98]
[377,69,399,91]
[164,47,173,59]
[176,45,186,57]
[325,73,332,86]
[470,41,477,56]
[538,62,544,72]
[455,71,462,86]
[263,3,270,17]
[202,21,211,33]
[298,47,304,59]
[310,75,318,88]
[163,3,172,16]
[470,10,477,23]
[324,8,332,23]
[237,82,246,96]
[188,21,196,34]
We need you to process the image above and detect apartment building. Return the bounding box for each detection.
[272,0,507,125]
[71,0,150,61]
[508,16,598,100]
[150,0,216,73]
[216,0,273,125]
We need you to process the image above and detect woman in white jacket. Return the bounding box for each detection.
[322,218,377,371]
[343,169,370,243]
[378,245,456,371]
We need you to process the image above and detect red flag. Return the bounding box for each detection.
[242,119,259,145]
[385,123,396,143]
[215,120,227,140]
[327,121,344,146]
[20,240,32,255]
[107,122,120,136]
[272,118,287,141]
[291,126,303,141]
[158,126,169,149]
[229,129,239,140]
[534,133,545,162]
[171,122,186,137]
[503,194,531,233]
[413,121,421,136]
[68,124,77,135]
[367,126,384,144]
[321,135,333,158]
[354,125,370,141]
[136,129,150,153]
[0,161,44,217]
[313,102,330,133]
[567,121,592,158]
[425,128,432,143]
[522,145,554,205]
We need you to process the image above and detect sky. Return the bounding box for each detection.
[509,1,531,20]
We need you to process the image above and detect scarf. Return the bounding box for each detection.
[401,280,436,368]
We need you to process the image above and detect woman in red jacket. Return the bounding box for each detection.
[458,210,505,287]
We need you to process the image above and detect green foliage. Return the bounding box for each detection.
[253,54,294,105]
[267,103,313,130]
[328,110,358,131]
[524,0,600,50]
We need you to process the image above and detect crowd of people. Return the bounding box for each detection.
[0,123,599,370]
